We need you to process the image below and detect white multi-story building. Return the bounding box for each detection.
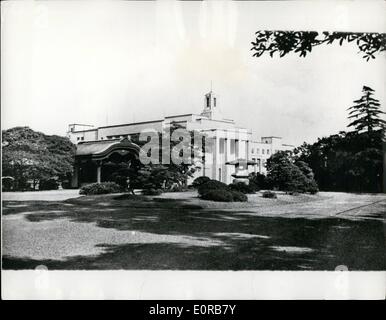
[68,91,294,186]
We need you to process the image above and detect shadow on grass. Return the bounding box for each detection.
[2,195,386,270]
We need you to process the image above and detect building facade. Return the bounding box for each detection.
[68,91,294,186]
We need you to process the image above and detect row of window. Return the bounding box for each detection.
[251,158,267,167]
[76,134,127,141]
[251,148,270,155]
[106,135,129,140]
[250,148,280,155]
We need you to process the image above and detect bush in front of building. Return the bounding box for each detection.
[266,151,319,194]
[191,176,211,189]
[228,182,258,194]
[200,189,247,202]
[308,183,319,194]
[39,178,59,190]
[196,179,248,202]
[79,182,122,195]
[230,190,248,202]
[262,190,277,199]
[197,180,229,197]
[248,172,267,190]
[200,189,234,202]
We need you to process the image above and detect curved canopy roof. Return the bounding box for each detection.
[76,138,141,160]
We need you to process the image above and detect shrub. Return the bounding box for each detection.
[228,182,256,194]
[262,191,277,199]
[39,178,59,191]
[142,188,162,196]
[200,189,234,202]
[79,182,122,195]
[249,172,266,190]
[197,180,228,196]
[113,175,129,190]
[200,189,248,202]
[192,176,211,188]
[306,180,319,194]
[266,152,319,193]
[230,190,248,202]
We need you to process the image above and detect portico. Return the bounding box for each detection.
[71,138,140,187]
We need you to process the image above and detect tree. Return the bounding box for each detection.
[126,123,204,191]
[294,129,384,193]
[251,31,386,61]
[347,86,385,133]
[266,151,318,193]
[2,127,75,190]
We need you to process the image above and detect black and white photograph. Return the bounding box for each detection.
[1,0,385,300]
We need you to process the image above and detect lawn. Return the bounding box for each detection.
[2,190,386,270]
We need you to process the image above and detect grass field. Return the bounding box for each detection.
[2,190,385,270]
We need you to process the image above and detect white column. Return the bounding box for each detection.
[96,162,102,183]
[212,136,218,180]
[224,138,231,183]
[71,163,79,188]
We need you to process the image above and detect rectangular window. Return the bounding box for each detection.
[219,139,224,154]
[218,168,222,181]
[257,159,261,170]
[251,148,254,154]
[256,148,259,154]
[230,140,235,154]
[262,149,265,154]
[267,149,270,155]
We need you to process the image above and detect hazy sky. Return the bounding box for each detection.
[1,0,385,146]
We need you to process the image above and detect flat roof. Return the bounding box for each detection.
[261,136,282,139]
[164,113,194,119]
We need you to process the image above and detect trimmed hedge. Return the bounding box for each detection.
[262,190,277,199]
[200,189,234,202]
[192,176,211,188]
[197,180,228,196]
[228,182,257,194]
[248,172,266,190]
[79,182,122,195]
[194,179,250,202]
[200,189,247,202]
[229,190,248,202]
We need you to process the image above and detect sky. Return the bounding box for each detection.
[1,0,385,146]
